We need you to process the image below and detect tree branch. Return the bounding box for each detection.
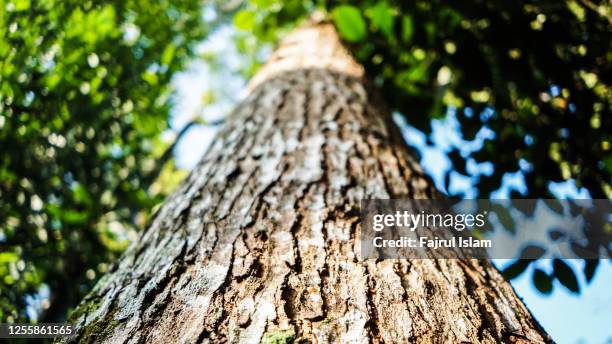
[144,117,224,186]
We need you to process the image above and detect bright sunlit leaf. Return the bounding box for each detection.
[333,5,366,42]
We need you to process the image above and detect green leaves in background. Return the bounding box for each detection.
[321,0,612,207]
[502,259,532,280]
[533,268,553,294]
[366,2,395,39]
[234,9,257,31]
[333,1,400,43]
[333,5,366,42]
[583,260,599,283]
[553,259,580,293]
[401,15,413,43]
[505,258,583,295]
[0,0,206,323]
[491,203,516,234]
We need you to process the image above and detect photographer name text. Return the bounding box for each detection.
[372,235,491,249]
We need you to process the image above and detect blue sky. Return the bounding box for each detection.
[169,25,611,344]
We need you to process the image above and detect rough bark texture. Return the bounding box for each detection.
[64,24,551,343]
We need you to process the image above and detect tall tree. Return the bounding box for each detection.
[65,23,550,343]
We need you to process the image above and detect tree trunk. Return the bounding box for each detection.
[64,23,551,344]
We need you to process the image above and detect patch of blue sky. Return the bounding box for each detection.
[169,25,245,168]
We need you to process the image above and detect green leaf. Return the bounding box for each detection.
[401,15,413,43]
[0,252,19,264]
[250,0,275,8]
[63,210,89,224]
[13,0,30,11]
[601,154,612,173]
[397,59,430,85]
[519,245,546,260]
[502,259,531,280]
[448,148,468,175]
[73,183,93,206]
[511,198,536,217]
[532,269,553,294]
[570,242,594,259]
[366,2,395,39]
[233,10,257,31]
[553,259,580,293]
[544,199,564,215]
[333,5,367,42]
[492,204,515,234]
[583,259,599,283]
[161,45,176,66]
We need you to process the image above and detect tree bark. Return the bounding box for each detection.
[64,23,551,344]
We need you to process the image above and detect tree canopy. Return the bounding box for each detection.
[0,0,205,322]
[233,0,611,199]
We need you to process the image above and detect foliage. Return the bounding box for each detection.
[237,0,611,198]
[229,0,610,293]
[0,0,205,322]
[333,5,366,42]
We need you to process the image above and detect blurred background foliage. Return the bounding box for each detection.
[0,0,205,322]
[231,0,611,199]
[0,0,610,324]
